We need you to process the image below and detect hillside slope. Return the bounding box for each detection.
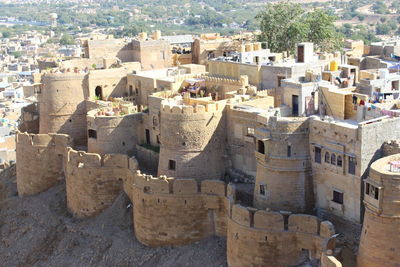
[0,165,227,266]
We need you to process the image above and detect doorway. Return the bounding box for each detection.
[145,129,150,145]
[292,95,299,116]
[298,45,304,63]
[95,86,103,100]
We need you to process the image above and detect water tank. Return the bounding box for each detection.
[330,60,338,71]
[152,30,161,40]
[245,44,253,52]
[139,32,148,40]
[379,69,389,79]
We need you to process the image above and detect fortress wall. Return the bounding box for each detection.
[39,73,88,146]
[16,132,73,196]
[158,102,228,181]
[358,154,400,267]
[254,117,313,213]
[87,111,142,156]
[358,211,400,267]
[19,103,39,134]
[126,172,235,246]
[227,204,336,267]
[65,149,130,218]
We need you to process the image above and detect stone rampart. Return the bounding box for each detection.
[65,148,134,218]
[87,109,142,155]
[227,204,336,267]
[124,171,235,247]
[39,73,88,146]
[158,102,227,181]
[16,132,73,196]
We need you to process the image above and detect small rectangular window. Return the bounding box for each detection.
[366,182,379,200]
[247,127,255,137]
[287,145,292,157]
[168,160,176,170]
[88,129,97,139]
[315,147,321,163]
[259,184,266,196]
[348,156,356,175]
[333,190,343,204]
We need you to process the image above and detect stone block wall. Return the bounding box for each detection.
[39,73,88,146]
[65,149,133,218]
[124,171,235,247]
[158,102,228,181]
[227,204,336,267]
[16,132,73,196]
[254,117,313,213]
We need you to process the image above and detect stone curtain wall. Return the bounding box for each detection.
[65,149,134,218]
[125,172,235,246]
[16,131,342,266]
[16,132,72,196]
[227,204,336,267]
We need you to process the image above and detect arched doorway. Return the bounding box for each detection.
[95,86,103,100]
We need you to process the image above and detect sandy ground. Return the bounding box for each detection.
[0,165,338,266]
[0,165,227,267]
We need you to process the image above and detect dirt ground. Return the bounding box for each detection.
[0,165,227,267]
[0,165,334,267]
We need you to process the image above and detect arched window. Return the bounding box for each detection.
[95,86,103,100]
[331,154,336,165]
[337,156,343,167]
[325,152,330,163]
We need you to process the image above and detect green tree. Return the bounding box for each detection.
[256,1,306,54]
[11,51,22,58]
[59,34,74,45]
[256,2,341,54]
[305,9,342,52]
[376,23,391,35]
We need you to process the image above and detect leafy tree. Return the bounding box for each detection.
[256,2,341,54]
[1,31,10,38]
[372,1,389,14]
[11,51,22,58]
[376,23,391,35]
[256,2,306,54]
[59,34,74,45]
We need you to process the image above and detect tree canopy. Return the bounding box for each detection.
[256,1,342,54]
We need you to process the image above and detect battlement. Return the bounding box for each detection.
[230,204,335,237]
[16,132,72,148]
[160,102,223,114]
[67,148,130,168]
[16,132,73,196]
[42,72,87,81]
[196,74,248,86]
[132,171,232,198]
[228,204,336,267]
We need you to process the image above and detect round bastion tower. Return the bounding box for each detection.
[357,154,400,267]
[157,100,227,181]
[39,73,88,146]
[253,116,313,213]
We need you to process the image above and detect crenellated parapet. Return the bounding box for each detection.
[65,148,136,218]
[16,132,73,196]
[227,204,336,267]
[124,170,236,246]
[158,100,228,181]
